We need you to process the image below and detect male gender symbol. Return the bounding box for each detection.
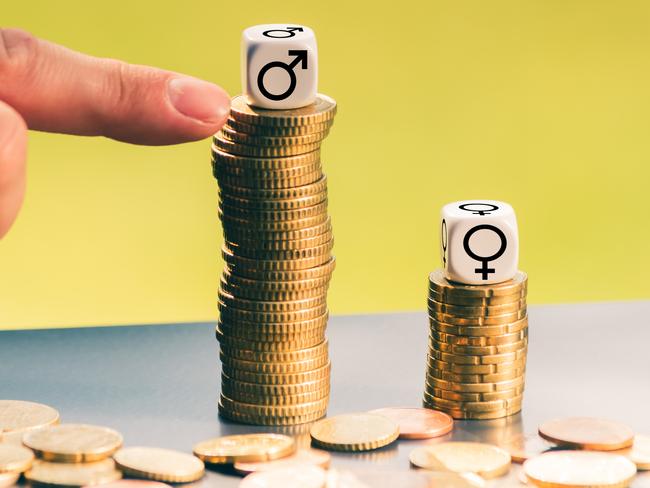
[459,203,499,216]
[257,50,308,101]
[463,225,507,280]
[262,26,304,38]
[441,219,448,266]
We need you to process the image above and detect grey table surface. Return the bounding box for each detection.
[1,301,650,487]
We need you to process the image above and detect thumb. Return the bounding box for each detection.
[0,99,27,239]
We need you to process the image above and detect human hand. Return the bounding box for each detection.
[0,28,230,239]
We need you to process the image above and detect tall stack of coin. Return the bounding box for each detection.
[423,270,528,420]
[212,95,337,426]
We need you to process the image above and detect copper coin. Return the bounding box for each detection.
[500,433,558,463]
[234,448,330,475]
[539,417,634,451]
[84,482,172,488]
[368,407,453,439]
[240,465,327,488]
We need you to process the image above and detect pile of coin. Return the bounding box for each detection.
[212,95,337,425]
[423,270,529,420]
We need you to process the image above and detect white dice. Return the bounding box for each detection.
[441,200,519,285]
[241,24,318,110]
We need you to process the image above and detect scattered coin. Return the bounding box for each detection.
[617,434,650,470]
[0,443,34,473]
[368,407,453,439]
[410,442,511,479]
[325,469,486,488]
[523,451,637,487]
[0,400,60,434]
[538,417,634,451]
[310,413,399,452]
[499,433,558,463]
[84,482,172,488]
[113,447,204,483]
[193,434,295,464]
[633,472,650,487]
[234,448,330,474]
[23,424,123,463]
[0,472,20,488]
[25,459,122,487]
[239,465,327,488]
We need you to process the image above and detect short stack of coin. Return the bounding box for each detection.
[423,270,529,420]
[212,95,337,426]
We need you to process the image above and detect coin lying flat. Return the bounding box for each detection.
[617,434,650,470]
[25,459,122,487]
[310,413,399,452]
[324,469,486,488]
[0,472,19,488]
[523,451,637,487]
[240,465,327,488]
[500,434,558,463]
[23,424,123,463]
[410,442,511,479]
[368,407,453,440]
[113,447,204,483]
[0,443,34,473]
[634,472,650,487]
[538,417,634,451]
[193,434,295,464]
[234,448,330,475]
[84,482,172,488]
[0,400,60,434]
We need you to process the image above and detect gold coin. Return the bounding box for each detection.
[309,413,399,452]
[634,472,650,487]
[222,249,331,274]
[219,200,328,222]
[423,401,522,420]
[430,318,528,337]
[214,133,320,157]
[220,210,328,231]
[216,171,322,190]
[499,434,558,463]
[426,385,524,403]
[222,269,331,291]
[219,191,327,212]
[230,94,337,127]
[0,400,60,434]
[234,448,330,474]
[426,375,525,394]
[216,328,324,351]
[0,443,34,473]
[221,373,329,397]
[221,126,329,146]
[429,309,528,327]
[368,407,454,440]
[218,291,327,313]
[85,482,173,488]
[432,328,527,347]
[193,433,295,465]
[23,424,123,463]
[220,363,330,385]
[432,337,528,356]
[220,340,328,363]
[221,280,328,301]
[218,405,326,427]
[222,386,329,406]
[224,232,333,253]
[523,451,636,487]
[222,241,333,261]
[427,355,526,374]
[429,289,527,306]
[218,326,326,345]
[428,299,527,317]
[218,312,328,334]
[423,393,523,413]
[213,154,321,179]
[430,346,527,365]
[113,447,204,483]
[25,459,122,487]
[226,118,333,136]
[224,257,335,282]
[218,175,327,199]
[426,367,526,384]
[220,352,329,375]
[410,442,511,478]
[538,418,635,451]
[223,220,332,246]
[429,270,528,297]
[0,472,19,488]
[617,434,650,470]
[239,465,327,488]
[218,302,328,324]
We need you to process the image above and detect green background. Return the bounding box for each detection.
[2,0,649,329]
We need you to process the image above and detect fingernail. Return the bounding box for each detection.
[167,77,230,124]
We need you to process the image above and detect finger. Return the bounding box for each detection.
[0,99,27,239]
[0,28,230,145]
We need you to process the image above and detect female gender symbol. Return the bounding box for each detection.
[462,224,507,280]
[459,203,499,215]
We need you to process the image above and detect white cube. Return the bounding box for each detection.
[441,200,519,285]
[241,24,318,110]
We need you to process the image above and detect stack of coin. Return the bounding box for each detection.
[212,95,337,426]
[423,270,528,420]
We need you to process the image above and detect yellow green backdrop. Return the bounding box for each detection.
[2,0,649,329]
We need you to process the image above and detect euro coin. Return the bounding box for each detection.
[193,434,295,465]
[218,291,328,313]
[428,299,527,317]
[221,126,329,146]
[0,443,34,474]
[426,385,524,403]
[0,473,19,488]
[219,395,328,417]
[309,413,399,452]
[618,434,650,470]
[219,406,326,427]
[430,347,527,365]
[220,339,328,363]
[409,442,511,479]
[220,212,328,232]
[223,221,332,245]
[218,175,327,200]
[229,94,337,127]
[427,356,526,374]
[429,289,527,306]
[239,465,327,488]
[226,118,332,136]
[432,337,528,356]
[538,417,634,451]
[25,459,122,487]
[223,387,329,406]
[426,375,525,394]
[634,472,650,487]
[523,451,636,487]
[429,270,528,298]
[429,310,528,327]
[0,400,60,434]
[368,407,453,439]
[85,482,172,488]
[427,367,526,384]
[220,352,329,375]
[424,402,522,420]
[224,231,332,252]
[234,448,331,474]
[499,434,559,463]
[221,271,331,291]
[216,328,324,351]
[113,447,204,483]
[220,281,329,301]
[218,302,328,323]
[432,328,528,347]
[324,470,486,488]
[219,191,327,211]
[224,257,335,282]
[423,393,523,413]
[23,424,123,463]
[430,317,528,337]
[213,134,321,157]
[221,374,329,397]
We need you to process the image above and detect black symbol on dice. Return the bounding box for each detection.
[459,203,499,215]
[257,50,308,101]
[463,224,507,280]
[441,219,448,266]
[262,26,304,38]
